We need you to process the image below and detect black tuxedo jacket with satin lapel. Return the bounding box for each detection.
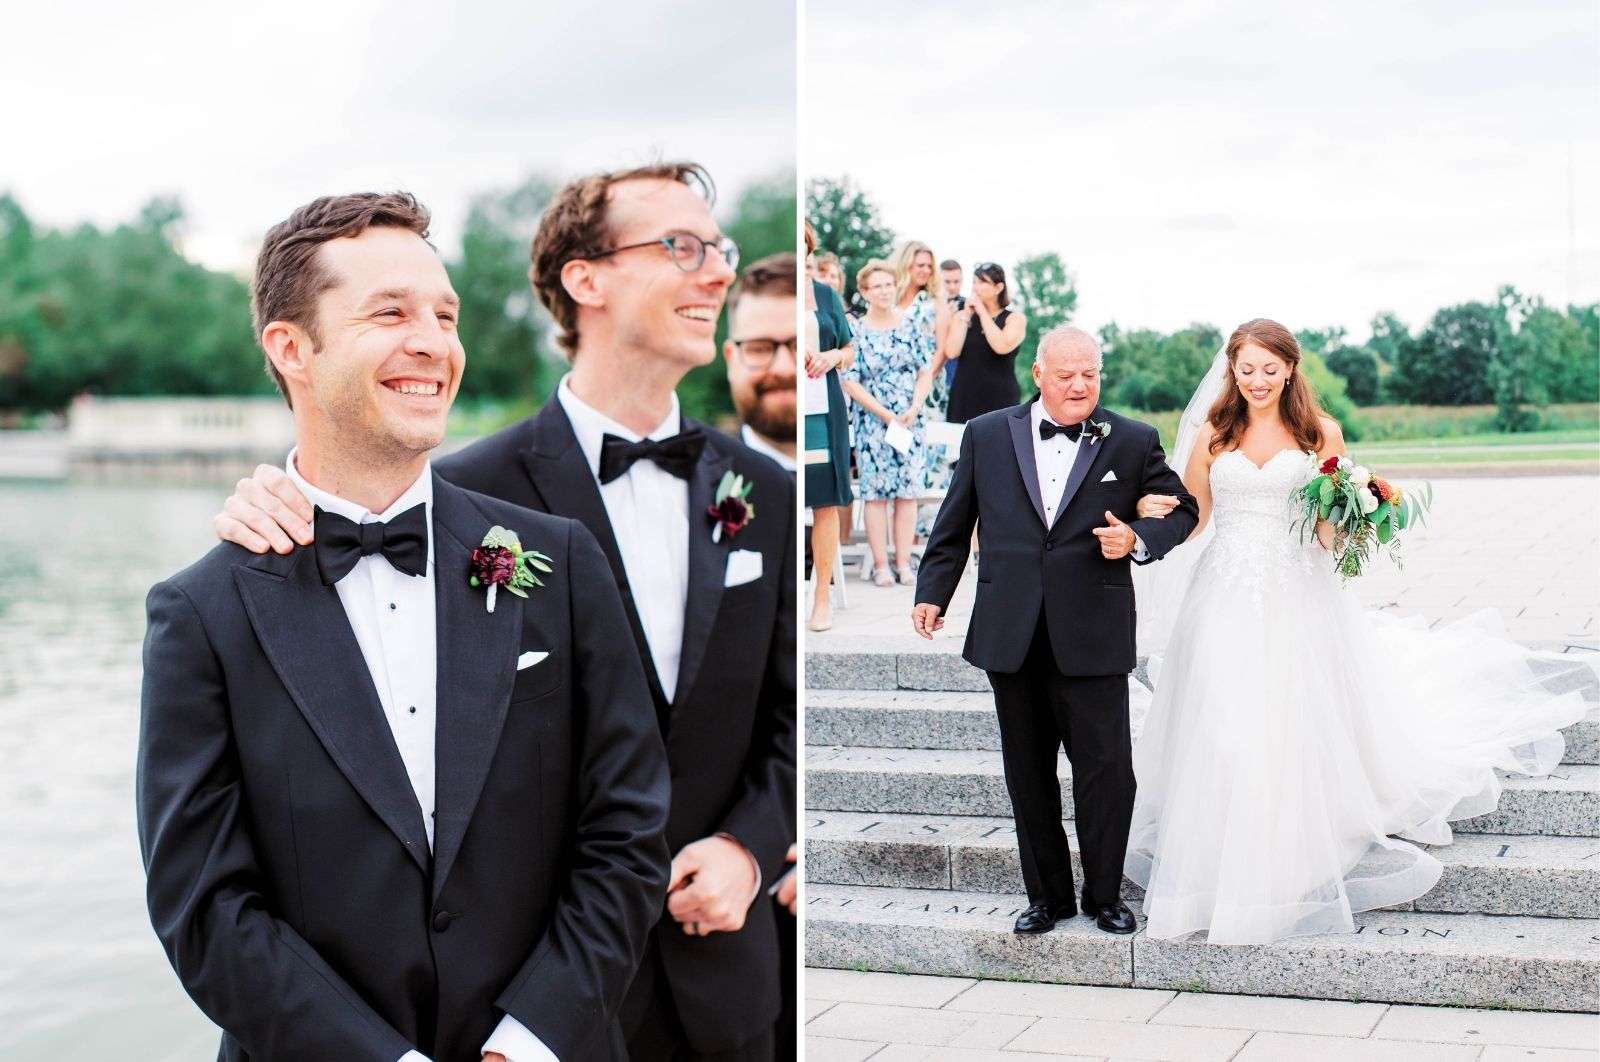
[136,475,670,1062]
[915,401,1198,677]
[435,400,797,1053]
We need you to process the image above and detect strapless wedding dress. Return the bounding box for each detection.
[1125,448,1593,944]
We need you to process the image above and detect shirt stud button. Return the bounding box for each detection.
[388,602,397,611]
[409,706,417,715]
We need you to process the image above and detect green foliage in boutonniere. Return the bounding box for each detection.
[469,525,553,613]
[707,471,755,543]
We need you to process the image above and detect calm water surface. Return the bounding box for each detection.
[1,481,222,1057]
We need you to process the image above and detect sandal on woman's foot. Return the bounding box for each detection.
[895,567,914,585]
[872,568,894,587]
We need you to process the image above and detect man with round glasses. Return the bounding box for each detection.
[214,162,796,1062]
[724,253,799,470]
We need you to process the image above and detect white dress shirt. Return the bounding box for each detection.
[741,424,797,472]
[557,375,690,700]
[286,453,555,1062]
[1027,406,1147,559]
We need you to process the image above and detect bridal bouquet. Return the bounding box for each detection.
[1293,454,1431,582]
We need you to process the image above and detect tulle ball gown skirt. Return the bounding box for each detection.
[1125,534,1594,945]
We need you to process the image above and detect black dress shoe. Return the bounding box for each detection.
[1085,899,1137,934]
[1013,902,1076,935]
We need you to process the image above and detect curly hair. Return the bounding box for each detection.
[529,162,715,361]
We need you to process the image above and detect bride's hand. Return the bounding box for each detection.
[1315,519,1338,551]
[1137,494,1179,519]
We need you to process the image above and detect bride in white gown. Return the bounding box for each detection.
[1125,318,1594,945]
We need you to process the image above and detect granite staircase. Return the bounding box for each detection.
[804,634,1600,1012]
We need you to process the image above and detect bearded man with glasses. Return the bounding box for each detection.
[214,163,796,1062]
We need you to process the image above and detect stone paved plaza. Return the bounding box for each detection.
[805,970,1600,1061]
[802,474,1600,1058]
[807,475,1600,650]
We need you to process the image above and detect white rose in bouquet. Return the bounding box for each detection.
[1358,488,1379,515]
[1350,467,1372,488]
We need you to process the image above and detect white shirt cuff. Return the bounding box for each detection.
[482,1014,559,1062]
[1131,534,1150,562]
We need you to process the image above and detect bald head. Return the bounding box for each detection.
[1032,324,1103,424]
[1035,324,1102,370]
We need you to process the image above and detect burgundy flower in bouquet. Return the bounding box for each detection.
[1293,454,1432,583]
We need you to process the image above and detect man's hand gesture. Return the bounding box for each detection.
[1093,511,1136,560]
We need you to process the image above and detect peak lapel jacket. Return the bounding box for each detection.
[915,401,1198,676]
[137,475,670,1062]
[436,400,797,1054]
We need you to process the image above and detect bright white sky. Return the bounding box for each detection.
[3,0,795,274]
[807,0,1600,343]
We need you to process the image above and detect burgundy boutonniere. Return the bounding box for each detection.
[707,471,755,543]
[469,525,553,613]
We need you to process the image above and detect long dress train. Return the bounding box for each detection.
[1125,448,1594,944]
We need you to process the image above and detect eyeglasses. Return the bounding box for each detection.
[589,231,740,273]
[732,337,796,369]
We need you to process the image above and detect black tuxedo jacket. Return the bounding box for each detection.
[916,401,1198,676]
[436,400,796,1053]
[137,475,670,1062]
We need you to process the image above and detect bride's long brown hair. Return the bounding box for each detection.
[1207,318,1327,455]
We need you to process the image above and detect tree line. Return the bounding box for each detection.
[808,176,1599,431]
[0,174,797,424]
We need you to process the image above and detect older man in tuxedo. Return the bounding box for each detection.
[138,193,670,1061]
[912,325,1197,937]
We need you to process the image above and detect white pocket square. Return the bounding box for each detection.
[1100,470,1118,482]
[724,549,764,588]
[516,651,549,671]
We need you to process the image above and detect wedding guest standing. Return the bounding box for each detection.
[804,222,854,632]
[946,261,1027,423]
[939,259,965,393]
[814,250,845,296]
[891,240,957,410]
[842,260,935,586]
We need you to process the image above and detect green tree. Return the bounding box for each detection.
[1010,252,1078,390]
[447,176,557,410]
[1100,323,1221,411]
[1389,301,1498,405]
[805,176,894,305]
[1323,346,1380,405]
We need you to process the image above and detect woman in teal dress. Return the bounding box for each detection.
[804,222,854,631]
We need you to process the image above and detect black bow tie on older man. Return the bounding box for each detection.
[313,504,429,585]
[1038,419,1086,442]
[598,427,707,484]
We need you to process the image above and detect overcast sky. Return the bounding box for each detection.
[4,0,794,273]
[807,0,1600,343]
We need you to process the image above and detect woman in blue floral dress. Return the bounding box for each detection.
[841,259,936,585]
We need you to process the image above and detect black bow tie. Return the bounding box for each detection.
[1038,420,1085,442]
[313,503,428,585]
[598,428,707,484]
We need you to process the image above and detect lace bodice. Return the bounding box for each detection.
[1198,448,1321,598]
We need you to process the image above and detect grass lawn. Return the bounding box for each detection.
[1358,446,1599,466]
[1354,429,1598,451]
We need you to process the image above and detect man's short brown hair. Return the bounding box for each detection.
[529,162,715,361]
[727,253,797,320]
[252,192,432,405]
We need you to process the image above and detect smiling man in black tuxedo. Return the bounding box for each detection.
[212,164,797,1062]
[912,325,1198,937]
[138,193,670,1062]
